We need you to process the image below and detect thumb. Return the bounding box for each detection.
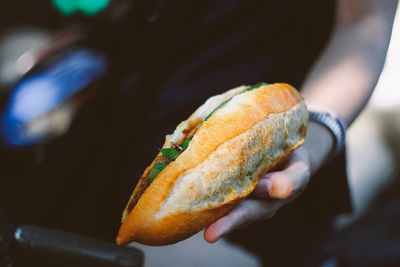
[253,147,310,199]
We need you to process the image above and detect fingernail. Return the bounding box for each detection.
[269,177,293,199]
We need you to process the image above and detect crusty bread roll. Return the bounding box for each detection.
[116,83,308,246]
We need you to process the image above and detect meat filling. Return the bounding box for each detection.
[125,155,172,214]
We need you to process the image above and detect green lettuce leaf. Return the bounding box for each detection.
[244,82,269,92]
[160,148,180,160]
[148,162,168,183]
[181,137,192,151]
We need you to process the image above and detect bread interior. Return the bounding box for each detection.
[166,85,248,144]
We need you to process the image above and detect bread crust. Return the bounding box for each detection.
[117,83,308,246]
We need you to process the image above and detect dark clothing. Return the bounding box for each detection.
[123,5,352,265]
[1,1,351,266]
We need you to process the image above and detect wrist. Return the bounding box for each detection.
[304,121,335,175]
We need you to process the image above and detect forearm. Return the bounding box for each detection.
[301,0,398,171]
[303,121,333,175]
[302,0,398,126]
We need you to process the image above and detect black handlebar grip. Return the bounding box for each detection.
[12,224,143,267]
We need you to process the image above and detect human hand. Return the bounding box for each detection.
[204,146,311,243]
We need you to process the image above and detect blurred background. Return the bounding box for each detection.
[345,6,400,218]
[0,1,399,266]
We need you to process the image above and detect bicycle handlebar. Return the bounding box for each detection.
[10,224,143,267]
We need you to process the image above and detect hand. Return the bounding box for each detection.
[204,146,311,243]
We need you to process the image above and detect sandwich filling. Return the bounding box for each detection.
[123,83,269,220]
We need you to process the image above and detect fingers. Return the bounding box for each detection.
[204,199,283,243]
[253,172,294,199]
[253,147,310,199]
[204,147,311,243]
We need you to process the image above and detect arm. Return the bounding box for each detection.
[303,0,398,174]
[303,0,398,126]
[204,0,398,242]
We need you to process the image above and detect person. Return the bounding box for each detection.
[197,0,398,265]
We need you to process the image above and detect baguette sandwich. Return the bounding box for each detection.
[116,83,308,246]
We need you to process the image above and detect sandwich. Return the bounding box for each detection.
[116,83,308,246]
